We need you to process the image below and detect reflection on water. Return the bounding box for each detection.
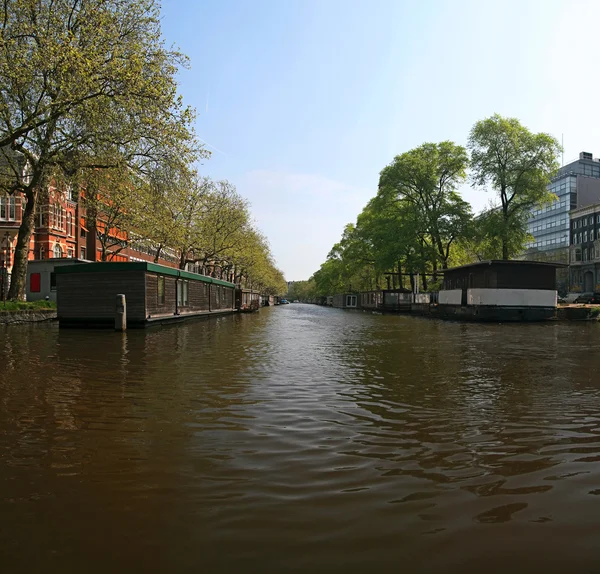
[3,306,600,572]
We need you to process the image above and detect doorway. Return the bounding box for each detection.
[584,271,594,293]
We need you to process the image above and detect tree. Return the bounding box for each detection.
[378,141,472,270]
[0,0,197,299]
[468,114,561,260]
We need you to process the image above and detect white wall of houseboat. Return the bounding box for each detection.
[467,288,557,307]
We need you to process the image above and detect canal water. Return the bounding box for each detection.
[2,305,600,572]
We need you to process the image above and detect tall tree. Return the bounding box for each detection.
[0,0,197,299]
[378,141,471,270]
[468,114,561,259]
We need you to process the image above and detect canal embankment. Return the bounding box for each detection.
[0,309,56,324]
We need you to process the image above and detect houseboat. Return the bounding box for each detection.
[332,293,358,309]
[436,260,563,321]
[236,288,261,312]
[55,261,237,328]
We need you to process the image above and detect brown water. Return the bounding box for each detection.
[2,305,600,573]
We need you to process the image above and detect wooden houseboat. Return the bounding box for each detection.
[436,260,563,321]
[360,289,415,311]
[55,262,236,328]
[261,294,275,307]
[332,293,358,309]
[236,288,261,312]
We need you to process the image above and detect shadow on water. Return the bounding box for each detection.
[3,306,600,572]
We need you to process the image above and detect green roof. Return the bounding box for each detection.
[54,261,236,288]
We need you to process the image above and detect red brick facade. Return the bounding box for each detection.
[0,187,178,276]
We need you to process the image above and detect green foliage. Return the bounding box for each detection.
[379,141,472,270]
[1,299,56,311]
[0,0,199,299]
[286,280,317,302]
[468,114,561,259]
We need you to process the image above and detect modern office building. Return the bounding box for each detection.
[525,152,600,293]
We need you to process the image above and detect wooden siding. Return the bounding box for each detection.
[147,272,234,317]
[146,273,176,317]
[57,270,146,324]
[188,279,211,311]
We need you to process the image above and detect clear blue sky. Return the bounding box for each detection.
[160,0,600,280]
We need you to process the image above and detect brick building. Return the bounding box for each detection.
[0,185,179,296]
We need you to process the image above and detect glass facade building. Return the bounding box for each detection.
[525,153,600,262]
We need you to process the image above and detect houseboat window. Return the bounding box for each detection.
[157,276,165,304]
[177,280,189,307]
[50,272,56,291]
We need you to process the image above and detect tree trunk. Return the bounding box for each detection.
[154,244,163,263]
[422,271,428,291]
[502,239,509,260]
[7,191,35,300]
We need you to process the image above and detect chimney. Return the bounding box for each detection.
[580,152,593,160]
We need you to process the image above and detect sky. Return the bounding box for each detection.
[160,0,600,281]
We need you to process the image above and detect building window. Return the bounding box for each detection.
[591,230,595,242]
[590,217,594,226]
[68,248,74,258]
[39,207,48,228]
[157,275,165,304]
[0,196,16,221]
[584,248,588,261]
[584,231,588,242]
[579,233,582,244]
[578,220,582,228]
[53,244,62,258]
[80,246,86,260]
